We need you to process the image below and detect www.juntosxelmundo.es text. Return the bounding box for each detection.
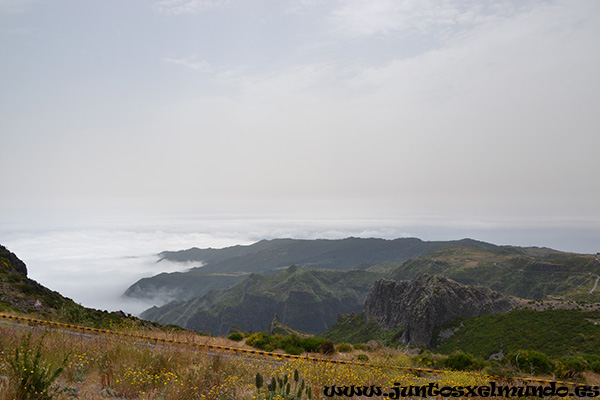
[323,382,600,398]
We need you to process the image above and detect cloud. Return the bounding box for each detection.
[162,57,212,72]
[0,0,37,13]
[326,0,522,39]
[2,216,598,317]
[155,0,231,15]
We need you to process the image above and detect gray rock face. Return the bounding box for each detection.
[0,245,28,277]
[364,274,519,348]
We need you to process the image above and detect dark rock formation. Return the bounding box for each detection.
[364,274,519,348]
[0,244,28,277]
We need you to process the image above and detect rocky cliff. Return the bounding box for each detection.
[364,274,520,348]
[0,244,28,277]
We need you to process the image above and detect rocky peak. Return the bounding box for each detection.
[364,274,519,348]
[0,244,28,277]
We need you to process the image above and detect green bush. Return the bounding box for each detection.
[336,343,353,353]
[590,361,600,374]
[227,332,244,341]
[442,352,485,371]
[8,332,70,400]
[412,352,436,368]
[554,356,589,379]
[298,337,324,353]
[507,350,554,375]
[283,345,303,355]
[246,332,276,349]
[356,354,369,362]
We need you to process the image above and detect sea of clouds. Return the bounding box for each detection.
[1,215,597,316]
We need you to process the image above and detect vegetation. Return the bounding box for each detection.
[245,333,331,355]
[385,247,600,301]
[127,237,500,303]
[227,332,244,341]
[1,316,520,400]
[255,370,313,400]
[7,332,69,399]
[321,312,405,346]
[435,309,600,359]
[142,266,383,335]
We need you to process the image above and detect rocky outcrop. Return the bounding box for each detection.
[364,274,519,348]
[0,244,28,277]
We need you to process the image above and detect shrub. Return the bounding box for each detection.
[507,350,554,375]
[412,352,436,368]
[8,332,70,400]
[554,356,589,379]
[248,332,278,351]
[298,337,324,353]
[255,372,264,391]
[227,332,244,341]
[590,361,600,374]
[442,352,485,371]
[321,340,336,355]
[336,343,353,353]
[356,354,369,362]
[283,345,303,355]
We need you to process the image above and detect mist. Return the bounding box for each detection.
[1,214,598,316]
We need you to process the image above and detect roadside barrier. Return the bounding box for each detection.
[0,313,580,387]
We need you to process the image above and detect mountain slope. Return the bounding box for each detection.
[141,266,383,335]
[435,308,600,358]
[385,247,600,301]
[1,244,157,330]
[125,237,498,302]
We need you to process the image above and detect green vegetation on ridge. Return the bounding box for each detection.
[321,312,404,346]
[385,247,600,300]
[435,309,600,359]
[142,266,384,335]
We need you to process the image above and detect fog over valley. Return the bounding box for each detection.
[1,215,598,315]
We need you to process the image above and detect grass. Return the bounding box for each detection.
[1,312,599,399]
[0,315,533,400]
[321,313,405,346]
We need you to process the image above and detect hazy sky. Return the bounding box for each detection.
[2,0,599,241]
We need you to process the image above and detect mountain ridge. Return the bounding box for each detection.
[141,266,383,335]
[125,237,499,303]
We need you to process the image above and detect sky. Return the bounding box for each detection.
[1,0,599,312]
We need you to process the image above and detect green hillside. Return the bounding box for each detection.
[125,237,498,302]
[435,309,600,359]
[385,247,600,300]
[141,266,383,335]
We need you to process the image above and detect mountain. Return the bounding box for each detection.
[124,237,498,303]
[140,265,383,335]
[363,275,520,348]
[0,244,156,330]
[385,246,600,301]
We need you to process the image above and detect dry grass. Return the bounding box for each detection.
[0,319,595,400]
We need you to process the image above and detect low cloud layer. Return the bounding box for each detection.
[2,215,598,315]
